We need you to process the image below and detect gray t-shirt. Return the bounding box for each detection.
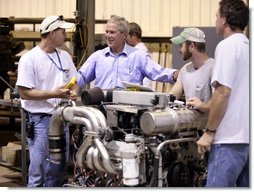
[178,58,215,102]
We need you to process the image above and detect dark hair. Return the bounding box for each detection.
[186,40,206,53]
[129,22,142,39]
[219,0,249,31]
[40,33,49,38]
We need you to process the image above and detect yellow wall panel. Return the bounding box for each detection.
[200,0,211,26]
[121,0,132,21]
[169,0,180,35]
[191,0,201,26]
[132,0,141,23]
[150,0,160,35]
[161,0,170,34]
[95,0,105,19]
[140,0,151,34]
[210,0,221,26]
[179,0,191,26]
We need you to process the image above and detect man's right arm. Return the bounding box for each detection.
[169,81,183,100]
[18,86,70,100]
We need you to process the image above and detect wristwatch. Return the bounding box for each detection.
[203,126,216,133]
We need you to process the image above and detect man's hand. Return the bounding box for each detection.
[55,88,71,99]
[187,97,210,112]
[196,132,215,154]
[68,90,78,101]
[173,70,179,82]
[186,97,203,110]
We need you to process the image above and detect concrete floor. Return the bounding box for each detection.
[0,164,75,187]
[0,116,23,187]
[0,116,75,188]
[0,164,23,187]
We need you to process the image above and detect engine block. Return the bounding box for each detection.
[48,88,208,187]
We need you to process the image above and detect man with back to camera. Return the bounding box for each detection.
[16,15,77,187]
[169,27,215,112]
[197,0,249,187]
[126,22,149,54]
[72,15,178,93]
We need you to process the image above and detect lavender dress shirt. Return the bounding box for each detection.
[77,43,176,89]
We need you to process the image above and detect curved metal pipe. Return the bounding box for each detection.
[73,116,93,132]
[86,146,95,170]
[92,147,106,172]
[85,107,107,130]
[49,105,108,164]
[62,106,103,132]
[93,138,122,174]
[76,136,93,168]
[153,137,196,187]
[48,107,66,161]
[75,119,93,168]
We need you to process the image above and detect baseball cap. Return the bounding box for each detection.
[170,28,205,45]
[40,15,74,34]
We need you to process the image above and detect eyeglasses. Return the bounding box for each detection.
[44,15,64,31]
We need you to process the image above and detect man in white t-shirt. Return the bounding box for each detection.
[197,0,249,187]
[169,27,215,112]
[16,15,77,187]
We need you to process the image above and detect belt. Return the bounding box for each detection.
[28,112,52,118]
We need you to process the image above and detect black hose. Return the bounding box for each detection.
[149,158,159,187]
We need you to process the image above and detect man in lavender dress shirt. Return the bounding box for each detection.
[74,15,178,92]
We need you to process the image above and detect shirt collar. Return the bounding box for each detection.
[104,43,132,57]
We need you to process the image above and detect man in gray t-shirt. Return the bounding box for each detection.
[169,28,215,112]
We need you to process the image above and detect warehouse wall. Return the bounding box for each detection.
[0,0,76,32]
[95,0,221,36]
[0,0,75,18]
[0,0,248,36]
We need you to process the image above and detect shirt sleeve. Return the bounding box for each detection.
[77,53,97,88]
[142,55,177,84]
[16,54,36,89]
[212,42,236,89]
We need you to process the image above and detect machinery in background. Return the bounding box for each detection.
[48,88,208,187]
[0,17,25,98]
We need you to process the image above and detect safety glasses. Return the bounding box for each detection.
[44,15,64,31]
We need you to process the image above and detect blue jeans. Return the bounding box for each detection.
[206,144,249,187]
[27,114,69,187]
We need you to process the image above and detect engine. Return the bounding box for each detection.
[48,88,208,187]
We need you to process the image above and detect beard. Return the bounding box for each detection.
[182,49,192,61]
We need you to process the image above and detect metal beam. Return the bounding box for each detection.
[74,0,95,68]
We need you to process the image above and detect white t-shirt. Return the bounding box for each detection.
[178,58,215,103]
[135,42,149,53]
[212,33,249,144]
[16,45,77,114]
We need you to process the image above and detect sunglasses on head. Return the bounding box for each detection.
[44,15,64,31]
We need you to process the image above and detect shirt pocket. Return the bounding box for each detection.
[195,84,205,101]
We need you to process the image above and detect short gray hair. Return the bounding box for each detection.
[107,15,129,34]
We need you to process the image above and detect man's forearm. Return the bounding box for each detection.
[207,84,231,130]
